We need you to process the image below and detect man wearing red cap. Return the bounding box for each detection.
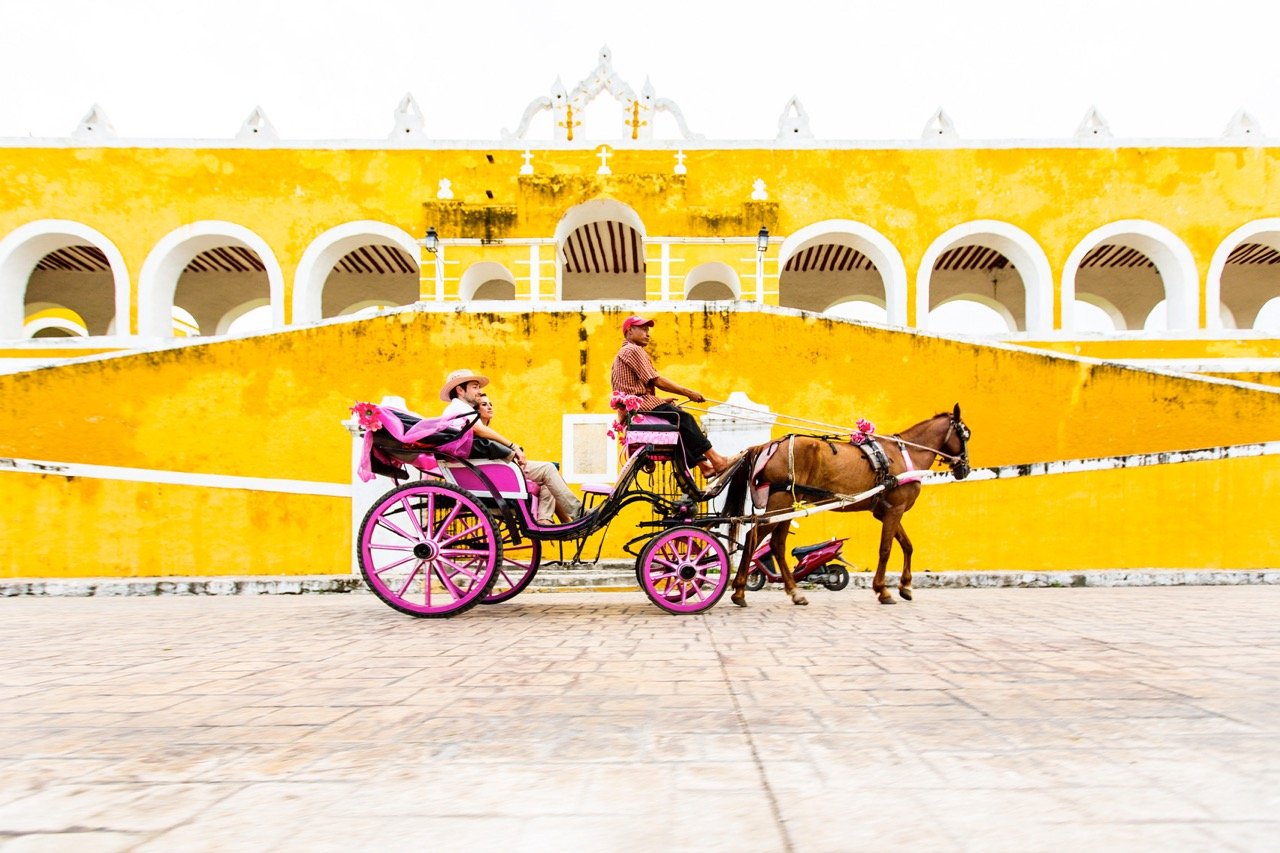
[610,315,731,477]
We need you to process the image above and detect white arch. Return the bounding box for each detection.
[293,221,421,323]
[778,220,908,325]
[916,220,1053,332]
[1205,217,1280,329]
[553,198,647,268]
[137,221,284,337]
[458,262,518,302]
[216,297,272,336]
[0,219,130,339]
[682,261,741,300]
[1074,293,1127,331]
[1062,220,1199,331]
[932,294,1018,334]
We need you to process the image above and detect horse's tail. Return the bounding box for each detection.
[723,444,761,520]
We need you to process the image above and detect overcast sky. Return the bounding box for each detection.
[1,0,1277,143]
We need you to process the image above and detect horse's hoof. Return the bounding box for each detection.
[731,594,748,608]
[791,594,809,606]
[899,586,913,601]
[878,595,897,605]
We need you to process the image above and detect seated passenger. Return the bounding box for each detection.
[439,369,583,525]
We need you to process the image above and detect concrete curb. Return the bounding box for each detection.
[2,566,1278,597]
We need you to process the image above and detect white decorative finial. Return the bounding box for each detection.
[1074,106,1112,140]
[436,178,454,200]
[776,96,813,139]
[596,146,613,176]
[389,93,426,141]
[751,179,768,201]
[236,106,278,142]
[674,149,687,175]
[1224,109,1263,141]
[598,45,612,66]
[922,108,957,140]
[520,150,535,175]
[73,104,116,141]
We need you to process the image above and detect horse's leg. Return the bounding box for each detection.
[872,504,905,605]
[731,523,763,607]
[772,522,807,606]
[895,524,915,601]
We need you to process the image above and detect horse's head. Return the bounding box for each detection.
[942,403,971,480]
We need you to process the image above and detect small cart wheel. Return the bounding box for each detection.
[483,518,542,604]
[745,569,767,592]
[358,481,502,618]
[637,526,729,614]
[823,567,851,591]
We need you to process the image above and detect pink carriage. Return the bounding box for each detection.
[353,403,738,617]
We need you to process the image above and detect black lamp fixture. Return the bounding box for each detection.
[756,225,769,256]
[423,226,439,254]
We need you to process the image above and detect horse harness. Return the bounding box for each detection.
[753,433,914,510]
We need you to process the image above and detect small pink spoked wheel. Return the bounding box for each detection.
[482,518,542,604]
[637,526,730,614]
[358,481,502,618]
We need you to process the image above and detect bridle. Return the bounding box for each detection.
[939,414,972,480]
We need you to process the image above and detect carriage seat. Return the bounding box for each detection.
[437,460,531,501]
[624,410,680,453]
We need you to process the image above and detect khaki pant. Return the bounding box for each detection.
[524,460,583,524]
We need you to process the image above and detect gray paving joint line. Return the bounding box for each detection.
[3,568,1278,597]
[707,619,796,853]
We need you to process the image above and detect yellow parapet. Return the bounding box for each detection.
[1,304,1278,578]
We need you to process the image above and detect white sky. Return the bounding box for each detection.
[2,0,1278,143]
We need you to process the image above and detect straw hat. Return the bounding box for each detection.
[439,368,490,401]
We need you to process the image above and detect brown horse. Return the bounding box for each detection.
[724,404,971,606]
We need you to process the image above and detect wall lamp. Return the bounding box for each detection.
[422,226,439,254]
[756,225,769,256]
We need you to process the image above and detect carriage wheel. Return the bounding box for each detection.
[482,518,542,605]
[745,569,767,592]
[637,526,729,614]
[358,482,502,618]
[823,567,851,591]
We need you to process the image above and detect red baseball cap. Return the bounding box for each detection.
[622,315,655,333]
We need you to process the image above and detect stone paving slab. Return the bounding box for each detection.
[3,567,1278,597]
[0,587,1277,851]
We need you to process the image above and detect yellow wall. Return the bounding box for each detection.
[2,306,1278,578]
[5,145,1280,327]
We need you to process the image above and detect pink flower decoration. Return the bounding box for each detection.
[856,418,876,434]
[850,432,867,445]
[350,402,382,431]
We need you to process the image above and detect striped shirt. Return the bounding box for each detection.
[610,342,664,411]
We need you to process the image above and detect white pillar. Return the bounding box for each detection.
[345,395,407,576]
[529,244,541,301]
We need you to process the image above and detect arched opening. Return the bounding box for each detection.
[1062,221,1197,331]
[293,222,422,322]
[321,244,418,318]
[459,262,518,302]
[217,298,273,336]
[555,200,647,300]
[1072,294,1125,332]
[1255,296,1280,331]
[777,221,906,324]
[23,304,89,338]
[824,297,888,324]
[917,221,1052,332]
[0,221,129,339]
[929,296,1016,335]
[682,262,741,301]
[138,222,284,337]
[1213,232,1280,330]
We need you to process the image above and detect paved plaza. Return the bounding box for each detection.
[0,585,1277,852]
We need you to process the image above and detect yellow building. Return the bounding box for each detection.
[1,51,1277,579]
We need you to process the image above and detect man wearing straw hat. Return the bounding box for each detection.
[440,369,584,525]
[610,316,731,478]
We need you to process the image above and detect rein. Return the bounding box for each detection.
[684,398,966,464]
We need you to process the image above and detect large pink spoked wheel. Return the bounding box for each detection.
[637,526,730,614]
[358,482,502,618]
[482,518,542,604]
